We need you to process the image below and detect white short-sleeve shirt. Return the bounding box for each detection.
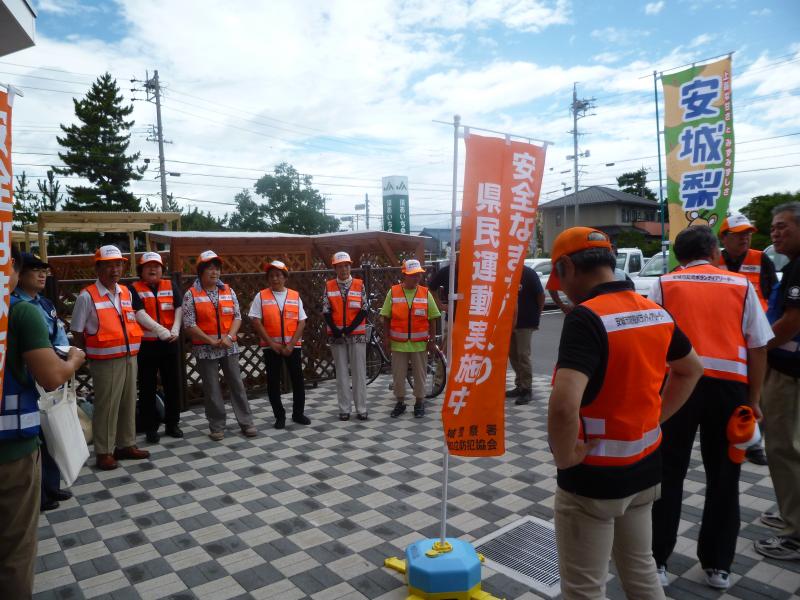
[70,280,123,335]
[248,289,307,321]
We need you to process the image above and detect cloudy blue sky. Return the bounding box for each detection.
[4,0,799,229]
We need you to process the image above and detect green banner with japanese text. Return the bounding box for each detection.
[663,56,734,267]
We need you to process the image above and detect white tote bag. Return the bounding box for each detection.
[37,377,90,487]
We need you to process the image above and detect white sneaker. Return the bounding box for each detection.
[656,565,668,587]
[760,511,787,530]
[704,569,730,590]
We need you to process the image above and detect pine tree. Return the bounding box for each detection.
[36,170,63,211]
[13,171,39,228]
[55,72,146,212]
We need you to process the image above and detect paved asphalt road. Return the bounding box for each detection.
[531,308,565,376]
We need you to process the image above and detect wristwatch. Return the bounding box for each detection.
[226,334,235,342]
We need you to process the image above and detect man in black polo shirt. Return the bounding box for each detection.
[755,202,800,561]
[547,227,701,599]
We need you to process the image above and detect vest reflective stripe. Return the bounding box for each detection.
[587,426,662,459]
[0,301,41,439]
[84,284,142,360]
[660,264,749,383]
[260,288,301,347]
[576,290,674,468]
[133,280,176,340]
[720,249,767,311]
[389,284,430,343]
[190,285,234,345]
[325,279,366,335]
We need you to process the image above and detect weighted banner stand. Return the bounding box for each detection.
[385,116,550,600]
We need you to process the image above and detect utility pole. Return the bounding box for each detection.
[568,83,595,224]
[132,70,172,228]
[365,193,370,230]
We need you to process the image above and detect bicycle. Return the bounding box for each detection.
[364,305,447,399]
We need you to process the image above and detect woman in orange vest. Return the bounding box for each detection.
[182,251,255,441]
[323,251,368,421]
[250,260,310,429]
[128,252,183,443]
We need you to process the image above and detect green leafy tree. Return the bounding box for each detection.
[13,172,38,228]
[55,72,146,212]
[614,230,661,256]
[254,163,339,234]
[181,206,228,231]
[36,170,63,211]
[143,194,181,214]
[617,168,657,200]
[228,190,268,231]
[740,190,800,250]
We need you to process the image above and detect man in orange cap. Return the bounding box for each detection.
[717,213,777,466]
[322,251,369,421]
[650,226,773,590]
[128,252,184,443]
[71,245,150,470]
[380,259,441,418]
[547,227,702,599]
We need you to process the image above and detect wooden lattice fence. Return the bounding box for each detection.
[52,264,433,408]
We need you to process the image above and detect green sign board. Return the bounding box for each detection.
[382,176,410,234]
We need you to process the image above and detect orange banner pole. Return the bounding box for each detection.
[441,133,547,457]
[0,88,15,410]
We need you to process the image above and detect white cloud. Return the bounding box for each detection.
[644,1,665,15]
[749,8,771,17]
[4,1,798,227]
[591,27,650,45]
[689,33,714,48]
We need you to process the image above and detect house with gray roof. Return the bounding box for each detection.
[539,186,665,251]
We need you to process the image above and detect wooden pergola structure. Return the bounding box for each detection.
[12,228,49,252]
[36,211,181,274]
[146,229,427,274]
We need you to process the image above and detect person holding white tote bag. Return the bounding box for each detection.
[0,246,86,599]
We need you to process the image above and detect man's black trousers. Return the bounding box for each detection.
[137,341,181,431]
[652,376,747,571]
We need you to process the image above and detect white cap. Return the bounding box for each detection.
[197,250,222,264]
[138,251,163,266]
[265,260,289,274]
[402,259,425,275]
[332,251,352,265]
[94,245,127,262]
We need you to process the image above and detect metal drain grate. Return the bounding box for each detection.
[473,516,560,597]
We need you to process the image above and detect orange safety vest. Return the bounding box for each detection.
[132,279,176,340]
[84,283,142,360]
[719,249,768,312]
[577,290,675,467]
[660,263,749,384]
[389,284,430,343]
[325,278,366,336]
[189,284,235,345]
[259,288,302,347]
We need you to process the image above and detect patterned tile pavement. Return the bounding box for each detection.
[33,372,800,599]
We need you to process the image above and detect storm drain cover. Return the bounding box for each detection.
[473,516,560,598]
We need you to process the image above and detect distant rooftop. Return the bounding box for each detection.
[540,185,659,209]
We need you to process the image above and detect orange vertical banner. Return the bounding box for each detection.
[442,133,547,457]
[0,89,15,409]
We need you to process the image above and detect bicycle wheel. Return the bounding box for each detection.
[365,342,384,385]
[407,347,448,399]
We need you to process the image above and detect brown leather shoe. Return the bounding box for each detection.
[96,454,118,470]
[113,446,151,460]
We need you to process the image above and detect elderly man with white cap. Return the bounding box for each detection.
[718,213,777,466]
[322,251,369,421]
[71,245,150,470]
[380,259,441,418]
[128,252,184,443]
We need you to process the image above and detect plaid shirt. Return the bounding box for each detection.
[182,279,242,360]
